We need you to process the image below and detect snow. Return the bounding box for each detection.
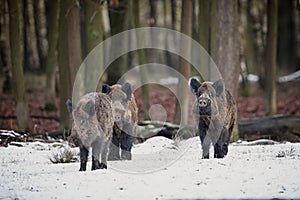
[0,130,22,138]
[1,137,300,199]
[239,74,259,83]
[278,70,300,83]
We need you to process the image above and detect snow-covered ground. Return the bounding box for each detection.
[1,137,300,200]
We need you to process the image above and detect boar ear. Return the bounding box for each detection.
[190,78,201,94]
[122,82,132,100]
[66,99,74,113]
[213,79,224,96]
[102,84,112,94]
[83,100,95,116]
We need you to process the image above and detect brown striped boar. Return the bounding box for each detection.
[190,78,236,159]
[102,82,138,160]
[67,92,114,171]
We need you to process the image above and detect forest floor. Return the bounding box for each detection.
[0,81,299,133]
[1,136,300,199]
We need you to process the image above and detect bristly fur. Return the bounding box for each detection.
[190,78,236,159]
[68,92,114,171]
[102,83,138,160]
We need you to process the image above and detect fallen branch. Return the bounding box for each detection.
[238,115,300,141]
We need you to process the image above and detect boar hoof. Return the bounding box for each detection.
[79,167,86,171]
[108,154,121,161]
[99,163,107,169]
[91,160,101,170]
[121,151,132,160]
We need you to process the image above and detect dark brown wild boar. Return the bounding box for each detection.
[190,78,236,159]
[102,82,138,160]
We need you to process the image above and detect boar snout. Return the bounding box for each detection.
[198,98,211,107]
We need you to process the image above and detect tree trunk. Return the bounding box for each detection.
[210,0,239,100]
[170,0,176,30]
[277,0,296,72]
[132,0,150,120]
[210,0,239,140]
[107,0,129,85]
[8,0,32,131]
[174,0,192,125]
[198,0,210,52]
[84,0,103,56]
[244,0,256,74]
[45,0,59,111]
[58,0,71,129]
[33,0,47,71]
[265,0,278,116]
[23,0,40,71]
[0,1,12,93]
[83,0,105,91]
[66,0,82,87]
[198,0,210,80]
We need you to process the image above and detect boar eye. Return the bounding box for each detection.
[197,91,202,97]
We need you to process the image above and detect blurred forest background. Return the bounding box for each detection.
[0,0,299,140]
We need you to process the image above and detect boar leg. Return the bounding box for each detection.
[222,127,231,156]
[108,132,121,161]
[120,131,134,160]
[91,139,102,170]
[199,130,210,159]
[79,144,89,171]
[198,120,210,159]
[214,128,227,158]
[100,140,109,169]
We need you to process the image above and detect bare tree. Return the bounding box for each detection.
[23,0,40,70]
[0,1,12,93]
[174,0,192,125]
[265,0,278,115]
[33,0,47,70]
[58,0,71,129]
[66,0,82,87]
[8,0,32,131]
[45,0,59,111]
[132,0,150,120]
[210,0,239,100]
[83,0,104,91]
[107,0,130,85]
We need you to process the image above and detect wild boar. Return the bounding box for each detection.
[190,78,236,159]
[67,92,114,171]
[102,82,138,160]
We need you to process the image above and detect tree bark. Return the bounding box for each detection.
[107,0,129,85]
[45,0,60,111]
[58,0,71,129]
[83,0,104,91]
[23,0,40,71]
[210,0,239,140]
[0,1,12,93]
[132,0,150,120]
[198,0,210,80]
[8,0,32,131]
[210,0,239,100]
[277,0,296,72]
[33,0,47,70]
[265,0,278,116]
[174,0,192,125]
[66,0,82,87]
